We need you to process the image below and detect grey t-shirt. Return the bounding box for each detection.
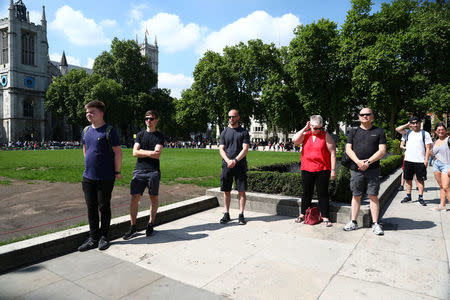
[219,126,250,167]
[433,137,450,164]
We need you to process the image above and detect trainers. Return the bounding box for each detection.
[238,213,247,225]
[397,185,404,191]
[343,221,358,231]
[220,212,231,224]
[418,199,427,206]
[78,237,98,252]
[146,223,154,237]
[123,226,137,240]
[401,197,411,203]
[98,236,110,250]
[372,223,384,235]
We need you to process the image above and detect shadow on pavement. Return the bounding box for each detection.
[382,217,437,231]
[110,215,284,246]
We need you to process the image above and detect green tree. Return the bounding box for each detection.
[288,19,347,132]
[45,69,93,125]
[93,38,157,95]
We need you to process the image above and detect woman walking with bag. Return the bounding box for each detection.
[431,122,450,211]
[292,115,336,226]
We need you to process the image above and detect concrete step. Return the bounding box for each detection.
[206,167,402,228]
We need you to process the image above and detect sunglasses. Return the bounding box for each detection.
[410,121,419,124]
[359,113,372,117]
[144,117,156,121]
[312,127,322,130]
[228,115,238,119]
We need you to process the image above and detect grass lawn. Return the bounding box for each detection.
[0,148,299,187]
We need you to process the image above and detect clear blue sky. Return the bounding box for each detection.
[1,0,383,98]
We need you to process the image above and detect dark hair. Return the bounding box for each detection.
[85,100,105,112]
[434,122,447,131]
[145,110,159,119]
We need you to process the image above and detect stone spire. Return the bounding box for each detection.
[60,51,68,67]
[155,35,157,47]
[41,6,47,31]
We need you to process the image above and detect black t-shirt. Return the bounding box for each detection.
[347,126,386,169]
[219,126,250,167]
[134,130,164,172]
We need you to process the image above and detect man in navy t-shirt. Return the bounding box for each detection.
[123,110,164,240]
[219,109,250,225]
[78,100,122,252]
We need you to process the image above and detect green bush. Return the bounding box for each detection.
[247,154,403,203]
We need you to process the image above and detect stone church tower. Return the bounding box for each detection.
[140,33,159,87]
[0,0,49,143]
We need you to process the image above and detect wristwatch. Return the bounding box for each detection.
[115,171,121,175]
[234,158,238,163]
[367,160,371,165]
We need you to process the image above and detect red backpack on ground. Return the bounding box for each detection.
[304,207,322,225]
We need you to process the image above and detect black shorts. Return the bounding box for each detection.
[220,165,247,192]
[403,161,427,181]
[130,170,161,196]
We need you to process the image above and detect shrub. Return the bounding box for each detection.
[247,154,403,203]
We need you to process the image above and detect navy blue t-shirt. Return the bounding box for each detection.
[82,124,121,180]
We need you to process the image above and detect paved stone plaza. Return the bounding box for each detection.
[0,167,449,299]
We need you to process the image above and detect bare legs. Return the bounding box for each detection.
[129,194,159,225]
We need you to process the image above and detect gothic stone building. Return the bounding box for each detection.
[0,0,159,143]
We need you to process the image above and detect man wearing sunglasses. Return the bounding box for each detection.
[219,109,250,225]
[344,108,387,235]
[395,116,432,206]
[123,110,164,240]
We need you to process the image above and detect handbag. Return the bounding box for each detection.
[341,152,352,168]
[304,206,322,225]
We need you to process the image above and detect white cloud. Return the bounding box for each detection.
[140,13,207,53]
[86,58,95,69]
[100,19,117,27]
[28,10,41,24]
[158,72,194,99]
[129,4,148,23]
[49,5,108,46]
[49,52,81,66]
[199,11,300,54]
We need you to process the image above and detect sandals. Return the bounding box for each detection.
[324,220,332,227]
[295,215,305,223]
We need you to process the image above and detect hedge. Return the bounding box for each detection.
[247,154,402,203]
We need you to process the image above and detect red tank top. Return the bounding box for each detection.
[300,131,331,172]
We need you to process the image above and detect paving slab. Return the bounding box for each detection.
[320,275,437,300]
[23,279,103,300]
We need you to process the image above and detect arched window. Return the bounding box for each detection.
[21,31,35,66]
[23,98,34,118]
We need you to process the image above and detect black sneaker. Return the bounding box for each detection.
[418,199,427,206]
[146,223,154,237]
[398,185,404,191]
[98,236,110,251]
[401,197,411,203]
[78,237,98,252]
[238,213,247,225]
[123,226,137,240]
[220,212,231,224]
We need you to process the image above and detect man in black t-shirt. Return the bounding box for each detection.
[344,108,387,235]
[219,109,250,225]
[123,110,164,240]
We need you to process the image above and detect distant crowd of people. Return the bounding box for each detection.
[2,140,81,150]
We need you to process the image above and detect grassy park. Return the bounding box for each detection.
[0,148,299,188]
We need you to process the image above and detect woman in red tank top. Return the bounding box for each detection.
[292,115,336,227]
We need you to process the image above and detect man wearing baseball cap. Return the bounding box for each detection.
[396,116,432,206]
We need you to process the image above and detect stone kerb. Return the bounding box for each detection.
[0,195,219,274]
[206,167,402,227]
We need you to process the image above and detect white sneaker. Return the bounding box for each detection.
[343,221,358,231]
[372,223,384,235]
